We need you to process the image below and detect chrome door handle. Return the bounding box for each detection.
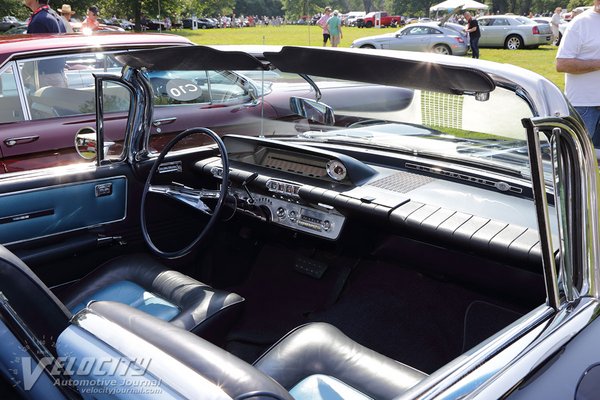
[4,136,40,147]
[152,117,177,127]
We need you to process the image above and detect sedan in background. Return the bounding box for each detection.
[351,22,468,55]
[0,16,22,32]
[477,15,552,49]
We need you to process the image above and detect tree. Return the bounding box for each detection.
[1,0,31,20]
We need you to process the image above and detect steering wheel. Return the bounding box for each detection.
[140,127,229,258]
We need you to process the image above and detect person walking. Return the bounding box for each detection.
[24,0,66,33]
[57,4,74,33]
[551,7,562,45]
[317,7,332,47]
[463,11,480,59]
[556,0,600,146]
[327,10,343,47]
[81,5,100,31]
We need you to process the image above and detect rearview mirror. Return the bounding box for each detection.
[289,97,335,126]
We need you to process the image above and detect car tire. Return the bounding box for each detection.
[360,44,376,49]
[432,44,451,55]
[365,21,373,28]
[505,35,523,50]
[201,25,207,29]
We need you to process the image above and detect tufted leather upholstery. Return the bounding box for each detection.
[60,253,244,342]
[254,322,427,400]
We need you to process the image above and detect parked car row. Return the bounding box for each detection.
[352,14,552,55]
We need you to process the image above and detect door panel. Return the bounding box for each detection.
[0,176,126,244]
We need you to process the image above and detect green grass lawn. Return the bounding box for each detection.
[174,25,563,91]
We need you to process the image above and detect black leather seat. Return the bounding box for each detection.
[0,245,243,344]
[254,323,427,400]
[59,253,244,343]
[60,302,425,400]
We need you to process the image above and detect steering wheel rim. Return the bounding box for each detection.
[140,127,230,259]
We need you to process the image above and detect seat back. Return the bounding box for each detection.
[0,245,71,344]
[65,301,294,400]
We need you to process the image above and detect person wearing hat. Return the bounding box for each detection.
[57,4,74,33]
[326,9,343,47]
[24,0,67,33]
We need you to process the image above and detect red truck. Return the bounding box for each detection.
[356,12,402,28]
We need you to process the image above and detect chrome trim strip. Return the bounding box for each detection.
[469,298,599,399]
[523,121,560,309]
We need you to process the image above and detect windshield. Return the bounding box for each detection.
[134,62,549,181]
[226,70,546,179]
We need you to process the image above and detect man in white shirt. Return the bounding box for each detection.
[556,0,600,146]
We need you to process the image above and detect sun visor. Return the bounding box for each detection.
[115,45,269,71]
[264,46,495,94]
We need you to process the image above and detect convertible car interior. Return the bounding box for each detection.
[0,45,597,399]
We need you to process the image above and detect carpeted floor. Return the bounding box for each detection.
[226,245,527,372]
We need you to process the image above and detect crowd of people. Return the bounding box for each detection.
[23,0,101,34]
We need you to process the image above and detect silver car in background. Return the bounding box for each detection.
[350,23,468,56]
[477,15,552,49]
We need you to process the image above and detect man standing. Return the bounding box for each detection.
[551,7,562,45]
[464,12,480,59]
[24,0,66,33]
[327,10,343,47]
[317,7,332,47]
[556,0,600,146]
[57,4,74,33]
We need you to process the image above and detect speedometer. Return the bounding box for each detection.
[326,160,347,181]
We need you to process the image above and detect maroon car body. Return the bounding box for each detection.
[0,34,284,173]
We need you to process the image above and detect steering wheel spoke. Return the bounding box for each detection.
[141,127,230,259]
[149,183,220,214]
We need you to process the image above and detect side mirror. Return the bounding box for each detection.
[289,97,335,126]
[75,127,115,160]
[75,127,98,160]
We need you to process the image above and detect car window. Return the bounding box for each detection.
[148,70,251,106]
[0,64,24,124]
[478,18,492,26]
[406,26,431,35]
[18,53,128,120]
[492,18,509,26]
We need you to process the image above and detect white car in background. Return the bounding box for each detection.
[477,15,552,49]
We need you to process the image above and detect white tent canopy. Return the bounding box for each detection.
[429,0,488,12]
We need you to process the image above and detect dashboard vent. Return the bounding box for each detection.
[405,163,523,194]
[369,170,435,193]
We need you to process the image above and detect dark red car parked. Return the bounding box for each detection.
[0,33,282,173]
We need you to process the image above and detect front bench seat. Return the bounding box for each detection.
[254,323,427,400]
[0,244,242,346]
[59,253,244,342]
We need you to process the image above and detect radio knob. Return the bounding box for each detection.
[322,220,331,231]
[289,210,298,222]
[276,207,286,219]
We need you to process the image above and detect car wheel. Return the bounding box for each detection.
[201,25,207,29]
[505,35,523,50]
[432,44,451,55]
[365,21,373,28]
[360,44,376,49]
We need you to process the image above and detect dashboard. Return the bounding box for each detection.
[194,135,548,270]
